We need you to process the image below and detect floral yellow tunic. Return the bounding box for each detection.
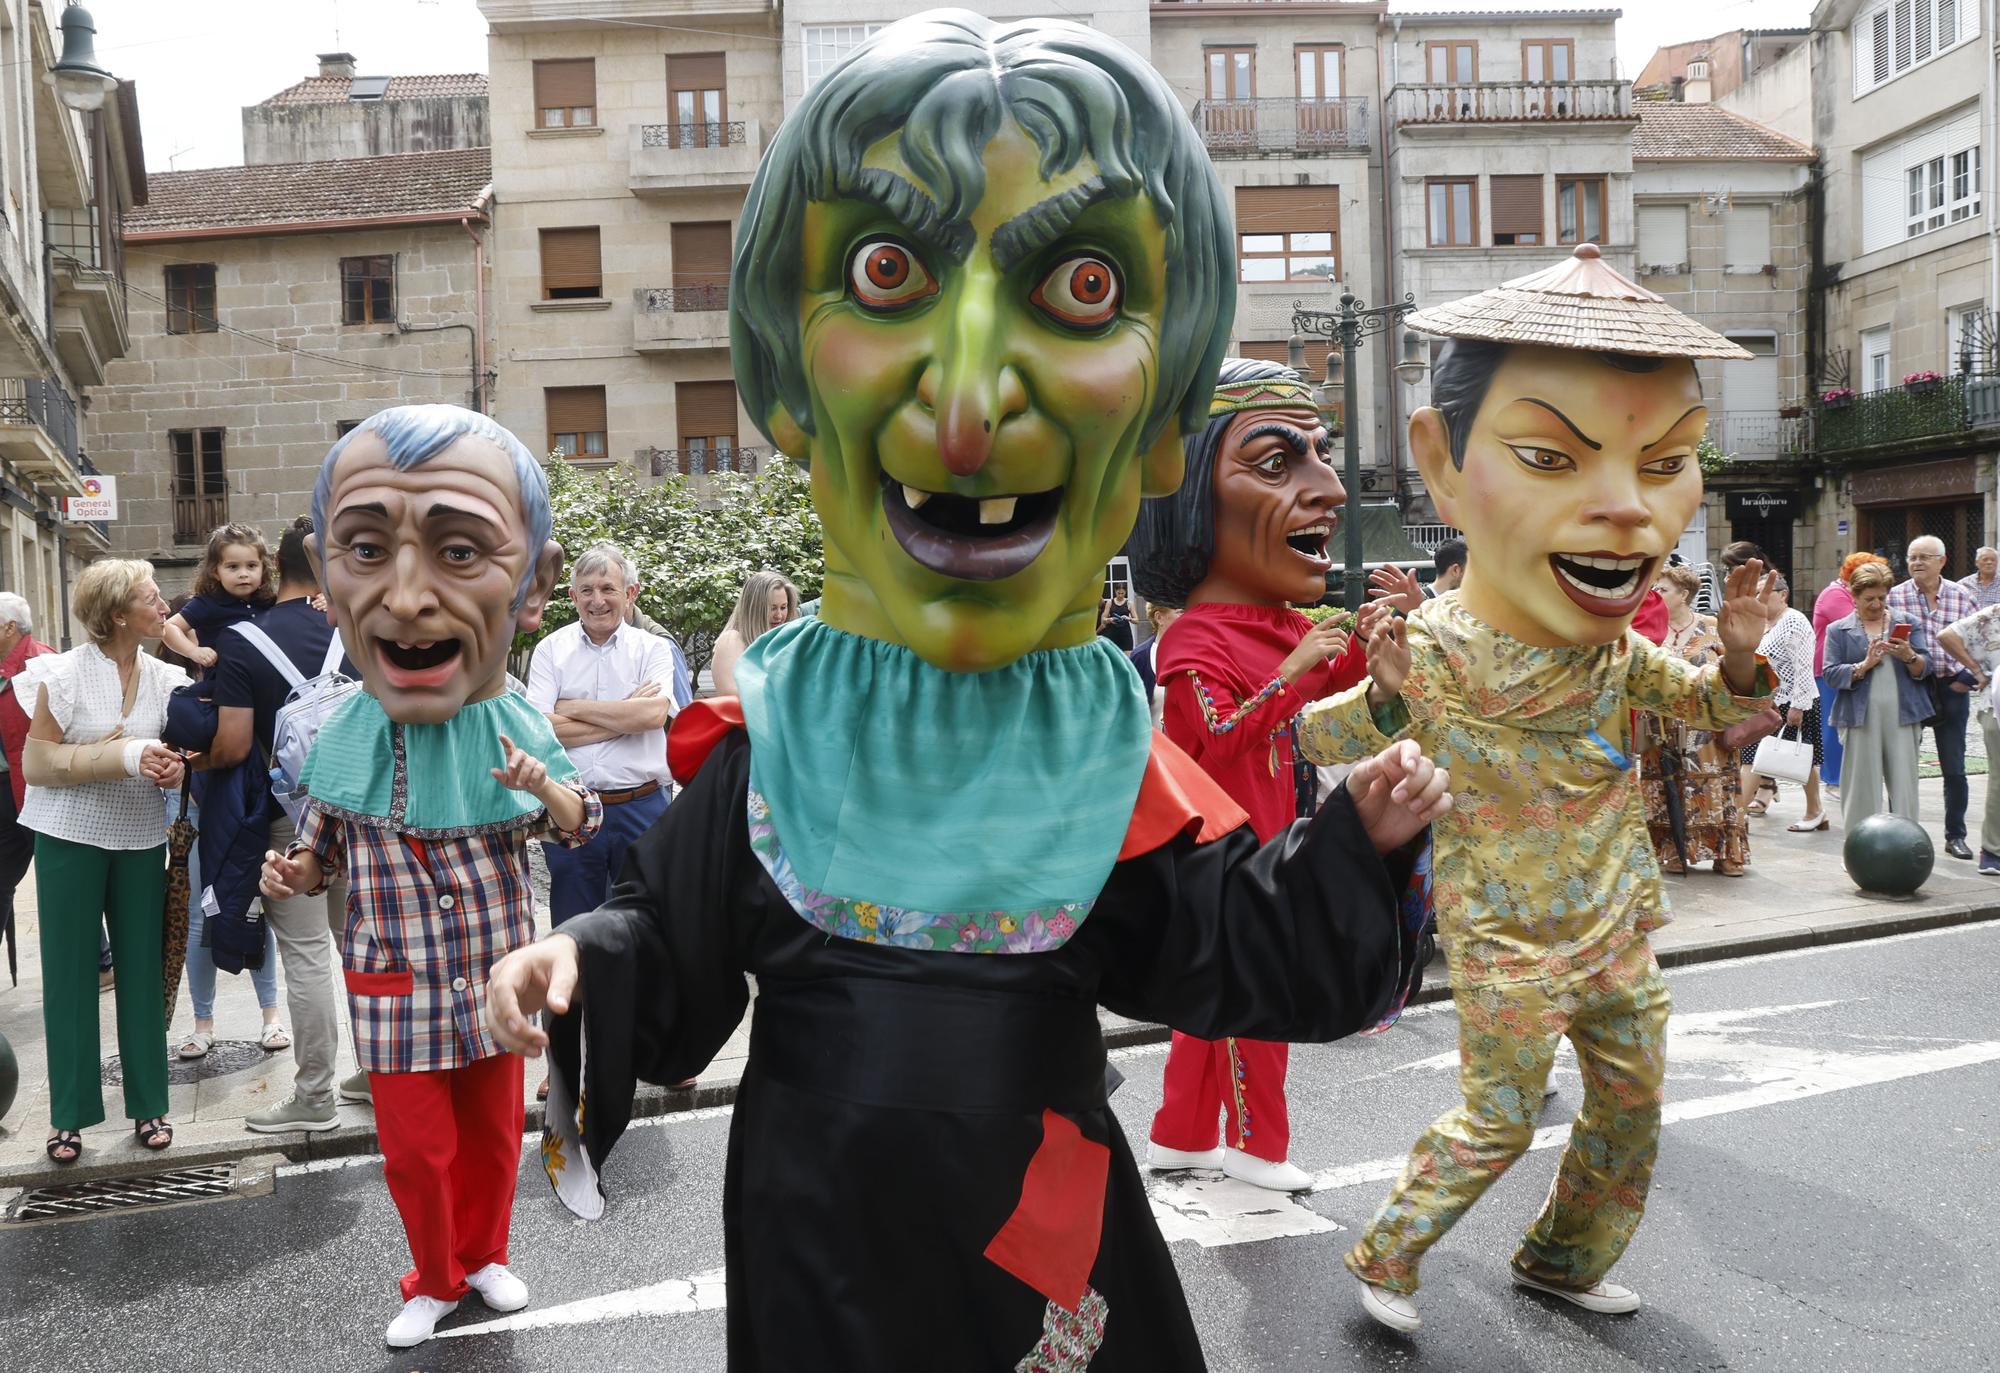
[1297,597,1774,989]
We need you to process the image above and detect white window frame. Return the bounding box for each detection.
[803,23,884,90]
[1948,302,1985,372]
[1854,0,1972,98]
[1907,143,1981,238]
[1861,325,1893,393]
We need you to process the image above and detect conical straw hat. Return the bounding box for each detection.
[1405,244,1751,360]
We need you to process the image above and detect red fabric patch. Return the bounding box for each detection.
[344,968,415,997]
[983,1109,1111,1313]
[667,697,745,785]
[1118,732,1250,860]
[1630,589,1669,645]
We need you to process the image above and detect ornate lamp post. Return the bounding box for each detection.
[1290,291,1429,610]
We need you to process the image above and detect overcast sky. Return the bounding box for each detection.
[86,0,1820,174]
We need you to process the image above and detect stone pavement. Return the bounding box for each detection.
[1,771,1994,1190]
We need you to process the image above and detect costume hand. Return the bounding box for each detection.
[1364,613,1410,705]
[492,732,549,795]
[1715,560,1776,656]
[260,847,320,900]
[1357,601,1401,645]
[1345,739,1452,855]
[1367,565,1427,615]
[487,934,581,1057]
[1279,620,1350,683]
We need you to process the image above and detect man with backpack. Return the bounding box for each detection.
[209,515,359,1132]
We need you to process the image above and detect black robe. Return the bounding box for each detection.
[550,729,1419,1371]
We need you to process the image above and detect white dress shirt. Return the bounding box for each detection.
[526,620,680,789]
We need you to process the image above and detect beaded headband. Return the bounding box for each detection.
[1208,376,1318,419]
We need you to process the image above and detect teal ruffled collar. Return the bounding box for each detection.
[298,689,579,837]
[735,618,1152,923]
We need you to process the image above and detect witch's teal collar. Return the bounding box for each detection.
[299,689,580,838]
[734,618,1152,933]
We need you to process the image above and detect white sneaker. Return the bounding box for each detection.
[1145,1141,1225,1172]
[1221,1148,1312,1192]
[1356,1277,1421,1333]
[385,1295,458,1348]
[1510,1269,1642,1314]
[465,1262,530,1313]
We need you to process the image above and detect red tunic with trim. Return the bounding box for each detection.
[1159,601,1367,843]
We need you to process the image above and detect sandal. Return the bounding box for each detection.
[1715,860,1746,877]
[178,1030,214,1060]
[259,1022,292,1051]
[134,1117,173,1151]
[1788,813,1829,833]
[45,1130,82,1164]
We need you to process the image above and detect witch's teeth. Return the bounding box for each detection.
[902,485,931,511]
[979,497,1018,525]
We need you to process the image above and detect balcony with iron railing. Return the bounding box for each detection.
[629,119,765,195]
[641,445,769,478]
[1391,80,1633,127]
[1192,97,1371,156]
[45,208,129,387]
[0,377,82,495]
[1713,411,1813,459]
[634,285,732,352]
[1811,377,1999,455]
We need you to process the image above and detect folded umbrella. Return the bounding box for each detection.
[161,782,195,1022]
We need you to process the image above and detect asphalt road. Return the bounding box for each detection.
[3,923,1996,1373]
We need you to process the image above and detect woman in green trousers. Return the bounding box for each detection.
[17,560,189,1163]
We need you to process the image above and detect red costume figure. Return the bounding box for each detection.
[1129,359,1368,1192]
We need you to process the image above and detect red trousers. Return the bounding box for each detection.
[1149,1033,1291,1163]
[370,1052,526,1301]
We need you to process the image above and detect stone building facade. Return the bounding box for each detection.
[245,54,489,165]
[87,149,491,591]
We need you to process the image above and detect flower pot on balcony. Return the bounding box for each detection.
[1904,379,1942,395]
[1822,394,1853,411]
[1779,406,1804,419]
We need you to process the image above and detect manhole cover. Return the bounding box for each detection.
[103,1040,268,1086]
[6,1162,237,1223]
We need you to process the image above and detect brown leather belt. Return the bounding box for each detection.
[597,780,661,806]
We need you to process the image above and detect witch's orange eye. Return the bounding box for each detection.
[1032,255,1122,329]
[848,239,937,311]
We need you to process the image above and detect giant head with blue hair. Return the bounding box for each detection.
[310,404,563,723]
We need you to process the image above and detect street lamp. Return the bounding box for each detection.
[47,3,117,112]
[1289,289,1426,611]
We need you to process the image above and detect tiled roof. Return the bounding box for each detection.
[1387,3,1622,17]
[259,74,489,106]
[1633,104,1813,161]
[126,147,492,236]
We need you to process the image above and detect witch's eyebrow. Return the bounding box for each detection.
[1242,423,1310,456]
[992,176,1121,271]
[837,167,968,260]
[1643,406,1707,450]
[1517,398,1602,452]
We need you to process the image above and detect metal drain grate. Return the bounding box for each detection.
[7,1162,237,1223]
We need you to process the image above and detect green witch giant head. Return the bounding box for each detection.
[732,10,1235,672]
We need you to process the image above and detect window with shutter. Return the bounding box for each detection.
[164,264,218,334]
[170,428,228,543]
[1856,0,1973,94]
[1724,205,1771,270]
[677,380,740,472]
[667,53,729,148]
[547,386,608,459]
[1638,204,1690,269]
[670,222,732,310]
[1490,175,1544,245]
[1235,185,1340,283]
[540,227,603,300]
[533,59,596,129]
[1239,339,1326,386]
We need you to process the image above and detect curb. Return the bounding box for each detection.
[6,902,1995,1193]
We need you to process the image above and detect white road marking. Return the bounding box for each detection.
[1148,1174,1343,1247]
[437,1266,728,1339]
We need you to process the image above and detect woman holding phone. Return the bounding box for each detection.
[1822,560,1931,826]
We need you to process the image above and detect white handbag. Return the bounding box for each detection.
[1751,723,1815,784]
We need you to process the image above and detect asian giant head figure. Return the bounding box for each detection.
[731,9,1236,672]
[1407,244,1751,649]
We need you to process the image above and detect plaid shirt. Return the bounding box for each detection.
[1888,578,1980,680]
[296,789,602,1074]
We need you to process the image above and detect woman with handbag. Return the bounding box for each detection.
[15,560,190,1164]
[1738,573,1827,831]
[1823,561,1929,827]
[1640,565,1749,875]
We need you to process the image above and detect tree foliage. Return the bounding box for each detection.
[530,456,824,674]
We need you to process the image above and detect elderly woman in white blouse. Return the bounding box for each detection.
[1738,571,1827,831]
[17,560,188,1164]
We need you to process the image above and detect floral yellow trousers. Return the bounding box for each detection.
[1345,939,1670,1295]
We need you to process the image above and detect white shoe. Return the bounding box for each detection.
[465,1262,530,1313]
[1146,1141,1225,1172]
[1221,1149,1313,1191]
[1511,1269,1642,1314]
[385,1295,458,1348]
[1356,1277,1421,1333]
